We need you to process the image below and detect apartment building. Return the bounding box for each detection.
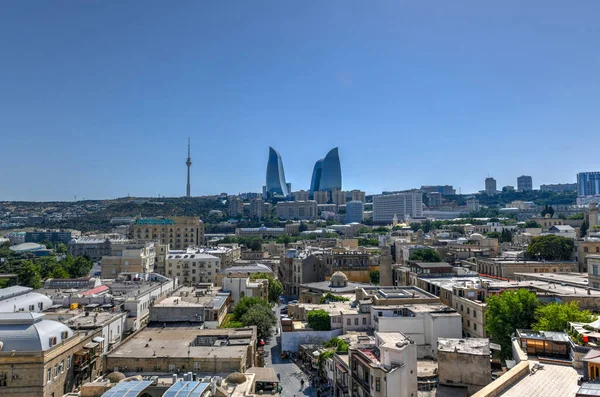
[165,248,221,285]
[130,217,205,250]
[101,242,156,278]
[348,332,417,397]
[276,200,318,220]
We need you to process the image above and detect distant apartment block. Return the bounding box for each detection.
[130,217,205,250]
[249,197,264,220]
[540,183,577,193]
[349,189,366,202]
[484,177,497,194]
[372,193,423,224]
[276,201,318,220]
[578,172,600,196]
[228,196,243,217]
[331,190,346,206]
[68,235,131,262]
[313,190,330,204]
[420,185,456,195]
[517,175,533,191]
[165,248,220,285]
[293,190,310,201]
[346,201,364,224]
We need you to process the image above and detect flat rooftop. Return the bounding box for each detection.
[438,338,490,355]
[106,326,255,360]
[372,303,457,314]
[499,361,581,397]
[361,286,438,300]
[514,272,589,286]
[294,301,360,316]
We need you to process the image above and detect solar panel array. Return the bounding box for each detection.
[102,380,153,397]
[164,381,211,397]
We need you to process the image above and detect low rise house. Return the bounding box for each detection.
[150,286,230,327]
[437,338,491,395]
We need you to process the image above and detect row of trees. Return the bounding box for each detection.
[486,289,595,358]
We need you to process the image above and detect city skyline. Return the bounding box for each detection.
[2,2,599,201]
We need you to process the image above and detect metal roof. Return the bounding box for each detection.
[164,381,211,397]
[101,380,153,397]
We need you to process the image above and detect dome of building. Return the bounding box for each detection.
[225,372,246,384]
[0,312,74,351]
[9,242,46,253]
[469,233,484,241]
[107,371,126,383]
[330,271,349,288]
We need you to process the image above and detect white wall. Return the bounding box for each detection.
[384,343,418,397]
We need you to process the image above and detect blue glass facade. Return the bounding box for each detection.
[265,147,290,197]
[318,147,342,192]
[310,159,323,194]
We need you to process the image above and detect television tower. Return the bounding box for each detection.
[186,138,192,197]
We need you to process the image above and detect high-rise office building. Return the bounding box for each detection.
[517,175,533,192]
[485,177,497,194]
[578,172,600,196]
[310,147,342,194]
[372,193,423,224]
[346,201,364,223]
[264,147,290,197]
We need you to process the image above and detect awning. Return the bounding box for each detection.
[92,337,105,343]
[84,342,99,349]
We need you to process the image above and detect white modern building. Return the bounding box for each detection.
[372,193,423,224]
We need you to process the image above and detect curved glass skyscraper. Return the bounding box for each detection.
[310,147,342,194]
[265,147,290,197]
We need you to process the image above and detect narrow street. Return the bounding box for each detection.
[265,304,317,397]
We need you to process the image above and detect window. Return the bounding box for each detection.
[474,323,478,331]
[460,305,463,312]
[473,311,477,318]
[362,317,367,325]
[376,377,381,392]
[67,356,71,369]
[354,318,358,326]
[467,308,470,315]
[594,266,599,277]
[60,360,64,373]
[347,319,351,325]
[584,247,589,253]
[47,368,52,383]
[54,364,59,378]
[597,247,600,253]
[467,320,471,327]
[29,305,35,311]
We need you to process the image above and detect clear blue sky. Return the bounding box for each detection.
[2,2,599,201]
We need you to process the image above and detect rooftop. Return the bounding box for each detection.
[153,288,229,310]
[106,326,256,360]
[217,263,273,274]
[300,280,369,293]
[437,338,490,355]
[360,285,438,300]
[411,262,454,269]
[134,219,175,225]
[516,329,570,343]
[498,361,580,397]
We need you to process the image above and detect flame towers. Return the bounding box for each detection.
[310,147,342,194]
[264,147,291,197]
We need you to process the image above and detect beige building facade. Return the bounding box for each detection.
[130,217,205,250]
[101,242,156,278]
[165,249,220,285]
[276,200,318,220]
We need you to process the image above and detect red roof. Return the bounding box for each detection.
[81,285,109,296]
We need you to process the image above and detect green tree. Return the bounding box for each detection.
[320,292,350,304]
[523,220,542,228]
[533,301,596,332]
[323,336,349,353]
[501,229,513,243]
[358,238,379,247]
[299,223,308,233]
[233,296,271,319]
[485,232,502,239]
[409,248,442,262]
[581,220,589,238]
[307,309,331,331]
[240,304,277,340]
[56,243,68,254]
[486,289,539,359]
[541,204,555,218]
[18,260,42,289]
[569,212,585,220]
[369,270,380,285]
[66,256,93,278]
[526,235,574,260]
[39,257,69,279]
